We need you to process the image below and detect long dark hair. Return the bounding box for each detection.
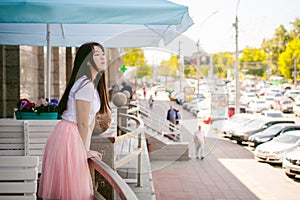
[58,42,111,115]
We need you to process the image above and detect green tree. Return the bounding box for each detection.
[184,65,197,78]
[123,48,146,67]
[239,47,267,77]
[278,38,300,80]
[261,25,291,75]
[123,48,152,78]
[159,55,178,77]
[290,18,300,39]
[136,65,152,78]
[213,52,235,78]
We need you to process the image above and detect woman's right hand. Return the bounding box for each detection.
[87,150,102,160]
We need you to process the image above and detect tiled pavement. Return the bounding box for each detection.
[151,134,258,200]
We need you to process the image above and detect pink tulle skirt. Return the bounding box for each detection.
[38,120,93,200]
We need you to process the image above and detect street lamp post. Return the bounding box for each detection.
[233,0,241,114]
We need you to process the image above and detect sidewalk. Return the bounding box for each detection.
[151,118,258,200]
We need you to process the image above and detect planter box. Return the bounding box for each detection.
[15,112,58,120]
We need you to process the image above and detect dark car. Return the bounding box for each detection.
[230,116,295,144]
[248,123,300,147]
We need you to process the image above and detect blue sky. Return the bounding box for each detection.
[172,0,300,53]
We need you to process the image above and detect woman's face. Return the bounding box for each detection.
[92,45,106,72]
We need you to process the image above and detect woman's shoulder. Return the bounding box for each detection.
[72,75,93,92]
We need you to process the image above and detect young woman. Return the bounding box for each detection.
[38,42,111,200]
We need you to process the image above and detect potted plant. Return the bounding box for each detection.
[15,98,59,120]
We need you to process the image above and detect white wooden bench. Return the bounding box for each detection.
[0,120,25,156]
[0,156,39,200]
[0,119,59,172]
[25,120,58,172]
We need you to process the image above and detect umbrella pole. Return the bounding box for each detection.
[46,24,51,101]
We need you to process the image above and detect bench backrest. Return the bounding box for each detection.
[0,119,59,172]
[0,156,39,200]
[0,120,25,156]
[25,120,58,172]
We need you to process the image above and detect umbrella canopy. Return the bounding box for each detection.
[0,23,193,47]
[0,0,193,99]
[0,0,193,47]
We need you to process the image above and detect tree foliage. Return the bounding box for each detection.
[239,47,267,76]
[212,52,235,78]
[122,48,152,78]
[123,48,146,67]
[159,55,179,77]
[278,38,300,79]
[260,19,300,79]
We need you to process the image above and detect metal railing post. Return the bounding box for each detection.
[136,132,142,187]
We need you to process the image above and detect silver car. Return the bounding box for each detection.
[254,131,300,163]
[283,150,300,179]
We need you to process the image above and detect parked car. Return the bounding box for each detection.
[230,116,295,144]
[293,100,300,117]
[248,123,300,147]
[240,93,258,105]
[261,110,284,118]
[254,130,300,163]
[283,150,300,178]
[260,96,276,109]
[182,97,204,110]
[247,99,270,113]
[218,113,258,138]
[284,89,300,101]
[274,97,293,113]
[190,98,210,115]
[228,104,246,117]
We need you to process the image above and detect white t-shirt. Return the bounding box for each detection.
[194,130,205,144]
[62,76,100,148]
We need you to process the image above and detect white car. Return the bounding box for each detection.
[261,110,284,118]
[215,113,256,137]
[254,130,300,163]
[182,98,204,110]
[260,95,275,109]
[293,100,300,117]
[247,99,270,113]
[283,150,300,178]
[284,90,300,100]
[240,93,258,105]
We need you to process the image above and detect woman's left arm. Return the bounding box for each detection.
[90,117,95,134]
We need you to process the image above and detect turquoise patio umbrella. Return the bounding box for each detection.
[0,0,194,99]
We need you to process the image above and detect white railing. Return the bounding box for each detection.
[114,112,144,186]
[130,102,181,141]
[88,157,138,200]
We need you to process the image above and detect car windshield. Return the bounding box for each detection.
[257,101,266,104]
[230,115,249,123]
[268,113,284,117]
[265,98,274,101]
[246,119,264,128]
[282,101,292,104]
[262,125,285,136]
[273,134,300,144]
